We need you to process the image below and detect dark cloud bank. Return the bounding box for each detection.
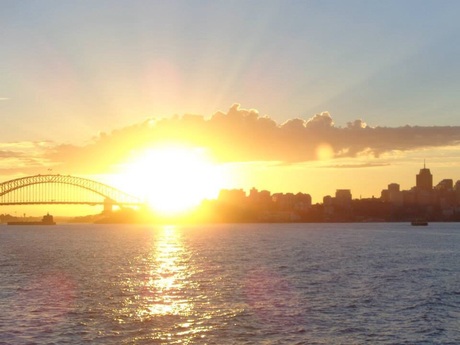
[47,104,460,172]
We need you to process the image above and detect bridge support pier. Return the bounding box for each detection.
[103,198,114,214]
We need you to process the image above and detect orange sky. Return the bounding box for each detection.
[2,104,460,216]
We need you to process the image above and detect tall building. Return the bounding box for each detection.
[416,162,433,191]
[387,183,403,206]
[388,183,400,193]
[335,189,352,207]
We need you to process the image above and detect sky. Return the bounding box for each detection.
[1,0,460,214]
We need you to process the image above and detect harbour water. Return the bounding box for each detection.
[0,223,459,344]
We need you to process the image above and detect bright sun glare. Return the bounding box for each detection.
[116,145,228,215]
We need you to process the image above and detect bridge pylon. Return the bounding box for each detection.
[103,198,114,214]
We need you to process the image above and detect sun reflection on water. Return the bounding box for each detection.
[138,225,193,318]
[113,225,241,343]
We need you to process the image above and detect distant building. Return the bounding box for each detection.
[248,188,271,204]
[435,179,453,191]
[388,183,400,193]
[402,190,416,206]
[294,192,312,211]
[416,163,433,191]
[272,193,295,210]
[381,189,389,201]
[323,195,334,219]
[454,180,460,191]
[335,189,352,207]
[454,181,460,204]
[387,183,403,206]
[218,189,246,205]
[382,183,400,200]
[414,163,433,206]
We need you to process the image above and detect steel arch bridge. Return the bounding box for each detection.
[0,174,143,208]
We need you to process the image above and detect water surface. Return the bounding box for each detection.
[1,223,459,344]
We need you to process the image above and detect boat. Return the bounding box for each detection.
[411,219,428,226]
[7,213,56,226]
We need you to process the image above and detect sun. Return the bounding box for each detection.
[115,145,228,215]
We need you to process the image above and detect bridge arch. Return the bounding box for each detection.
[0,174,142,207]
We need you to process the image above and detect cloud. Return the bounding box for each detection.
[43,104,460,173]
[0,151,23,158]
[325,162,391,169]
[0,141,54,176]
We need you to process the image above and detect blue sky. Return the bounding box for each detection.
[1,0,460,143]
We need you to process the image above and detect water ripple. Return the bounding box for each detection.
[0,223,459,344]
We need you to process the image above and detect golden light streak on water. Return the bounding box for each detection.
[111,225,245,342]
[108,225,218,344]
[139,225,193,318]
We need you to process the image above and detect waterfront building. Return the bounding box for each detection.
[387,183,403,206]
[416,163,433,191]
[335,189,352,207]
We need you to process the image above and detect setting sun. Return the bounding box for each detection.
[114,145,229,215]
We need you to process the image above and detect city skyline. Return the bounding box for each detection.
[0,162,458,219]
[2,1,460,215]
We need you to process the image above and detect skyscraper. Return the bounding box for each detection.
[416,162,433,191]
